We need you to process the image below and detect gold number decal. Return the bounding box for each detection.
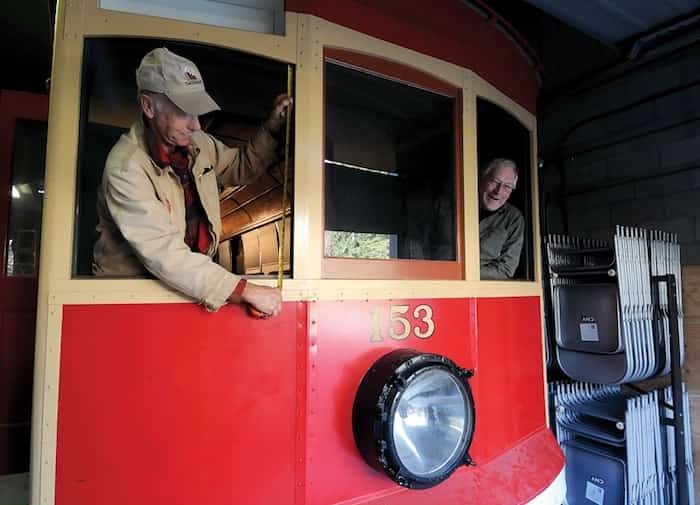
[369,304,436,342]
[370,307,383,342]
[413,304,435,339]
[389,305,411,340]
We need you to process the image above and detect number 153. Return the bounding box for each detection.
[370,304,436,342]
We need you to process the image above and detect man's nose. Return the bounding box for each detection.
[495,183,510,196]
[188,115,201,131]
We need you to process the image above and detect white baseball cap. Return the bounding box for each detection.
[136,47,220,116]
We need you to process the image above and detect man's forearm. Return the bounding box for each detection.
[480,261,511,280]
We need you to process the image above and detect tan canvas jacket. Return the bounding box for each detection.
[93,120,277,311]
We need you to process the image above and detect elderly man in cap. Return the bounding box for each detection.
[479,158,524,280]
[93,47,291,317]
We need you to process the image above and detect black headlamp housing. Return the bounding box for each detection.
[352,349,476,489]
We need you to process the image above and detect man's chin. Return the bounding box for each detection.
[169,138,192,148]
[483,200,504,211]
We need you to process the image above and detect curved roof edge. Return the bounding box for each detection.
[287,0,541,114]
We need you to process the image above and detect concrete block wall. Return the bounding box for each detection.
[541,42,700,265]
[542,40,700,494]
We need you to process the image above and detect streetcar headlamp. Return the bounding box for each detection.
[352,349,475,489]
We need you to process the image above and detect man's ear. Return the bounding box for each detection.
[139,93,156,119]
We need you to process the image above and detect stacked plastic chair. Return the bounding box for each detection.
[551,382,694,505]
[543,226,693,505]
[650,230,685,374]
[545,227,683,384]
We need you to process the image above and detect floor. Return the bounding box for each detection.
[0,473,29,505]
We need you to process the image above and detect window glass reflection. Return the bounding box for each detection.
[324,61,457,262]
[5,119,47,276]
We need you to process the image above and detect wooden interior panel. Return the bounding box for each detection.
[206,113,293,276]
[281,216,291,272]
[681,265,700,493]
[221,185,285,240]
[241,231,261,274]
[259,222,279,274]
[217,240,233,272]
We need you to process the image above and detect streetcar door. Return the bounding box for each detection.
[0,90,48,474]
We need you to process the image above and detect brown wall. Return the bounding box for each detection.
[682,266,700,492]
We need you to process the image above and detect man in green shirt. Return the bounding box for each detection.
[478,158,524,279]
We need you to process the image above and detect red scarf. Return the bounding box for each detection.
[147,130,211,254]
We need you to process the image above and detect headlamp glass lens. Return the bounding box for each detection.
[391,367,469,477]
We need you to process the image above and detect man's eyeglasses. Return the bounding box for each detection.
[486,177,516,193]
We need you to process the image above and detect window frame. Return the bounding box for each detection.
[475,95,535,281]
[321,48,464,280]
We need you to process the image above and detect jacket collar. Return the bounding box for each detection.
[130,119,202,175]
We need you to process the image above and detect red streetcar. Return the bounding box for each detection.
[30,1,565,503]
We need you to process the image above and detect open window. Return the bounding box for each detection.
[323,50,463,280]
[476,97,533,281]
[72,37,293,278]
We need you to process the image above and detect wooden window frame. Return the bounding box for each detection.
[322,48,464,280]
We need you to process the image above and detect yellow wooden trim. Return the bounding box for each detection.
[530,123,543,282]
[40,34,84,284]
[29,297,48,505]
[31,301,63,505]
[467,70,541,284]
[40,2,300,295]
[45,277,542,305]
[290,15,323,280]
[470,71,536,130]
[291,15,468,281]
[311,280,542,300]
[82,1,297,63]
[462,71,479,281]
[316,18,464,86]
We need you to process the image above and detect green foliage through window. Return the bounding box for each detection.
[324,231,394,259]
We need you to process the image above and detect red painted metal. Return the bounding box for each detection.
[287,0,539,113]
[470,296,548,462]
[0,89,48,475]
[57,303,299,505]
[295,301,309,505]
[327,428,563,505]
[305,297,557,504]
[306,298,476,504]
[55,296,561,504]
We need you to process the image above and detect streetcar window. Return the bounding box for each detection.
[100,0,285,35]
[476,97,534,281]
[323,51,463,279]
[5,120,47,277]
[73,38,292,278]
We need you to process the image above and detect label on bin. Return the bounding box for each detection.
[579,322,599,342]
[585,481,605,505]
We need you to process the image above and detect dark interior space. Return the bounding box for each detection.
[324,59,457,262]
[476,97,533,280]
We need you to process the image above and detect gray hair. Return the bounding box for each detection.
[481,158,518,180]
[138,90,163,108]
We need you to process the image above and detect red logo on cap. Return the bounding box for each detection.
[185,71,199,81]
